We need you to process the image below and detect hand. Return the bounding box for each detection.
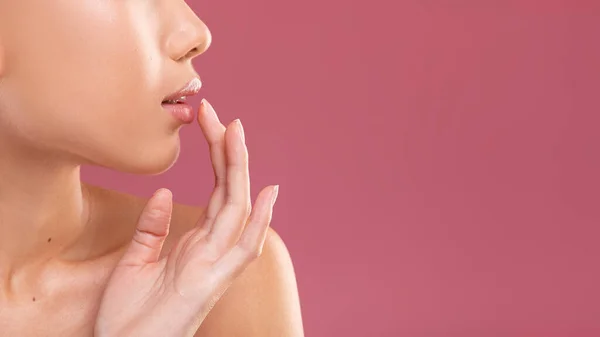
[94,99,279,337]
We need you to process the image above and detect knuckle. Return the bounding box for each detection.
[209,138,223,149]
[214,175,226,187]
[225,199,251,218]
[144,207,170,223]
[243,244,262,260]
[243,202,252,218]
[225,197,236,207]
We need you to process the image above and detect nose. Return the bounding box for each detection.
[164,3,212,62]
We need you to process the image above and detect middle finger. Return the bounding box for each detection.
[207,118,251,250]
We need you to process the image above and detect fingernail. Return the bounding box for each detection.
[271,185,279,206]
[154,188,172,201]
[202,99,219,120]
[236,119,245,142]
[200,98,208,112]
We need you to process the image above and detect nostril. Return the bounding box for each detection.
[180,45,204,61]
[186,47,199,58]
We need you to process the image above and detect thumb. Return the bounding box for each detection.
[119,188,173,267]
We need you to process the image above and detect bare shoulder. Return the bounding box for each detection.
[87,184,303,336]
[166,202,305,337]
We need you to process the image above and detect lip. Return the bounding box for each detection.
[162,103,195,124]
[162,77,202,102]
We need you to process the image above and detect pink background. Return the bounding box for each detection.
[82,1,600,336]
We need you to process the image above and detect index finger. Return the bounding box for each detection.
[197,99,227,232]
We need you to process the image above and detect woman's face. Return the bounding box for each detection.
[0,0,211,174]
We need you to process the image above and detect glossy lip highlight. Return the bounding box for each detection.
[162,77,202,103]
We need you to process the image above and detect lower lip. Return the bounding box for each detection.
[162,102,194,124]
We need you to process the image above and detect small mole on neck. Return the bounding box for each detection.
[32,297,36,302]
[47,237,52,243]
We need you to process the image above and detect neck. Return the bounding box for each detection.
[0,137,93,283]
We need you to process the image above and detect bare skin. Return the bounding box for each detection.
[0,0,303,335]
[1,182,303,336]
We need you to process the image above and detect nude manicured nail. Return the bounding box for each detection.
[236,119,245,142]
[202,99,219,121]
[271,185,279,206]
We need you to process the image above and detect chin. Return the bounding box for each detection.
[88,134,183,175]
[131,140,182,175]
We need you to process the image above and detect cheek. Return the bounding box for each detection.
[1,88,182,174]
[1,80,168,165]
[10,0,163,114]
[8,14,163,136]
[1,1,176,170]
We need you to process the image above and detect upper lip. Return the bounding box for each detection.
[162,77,202,102]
